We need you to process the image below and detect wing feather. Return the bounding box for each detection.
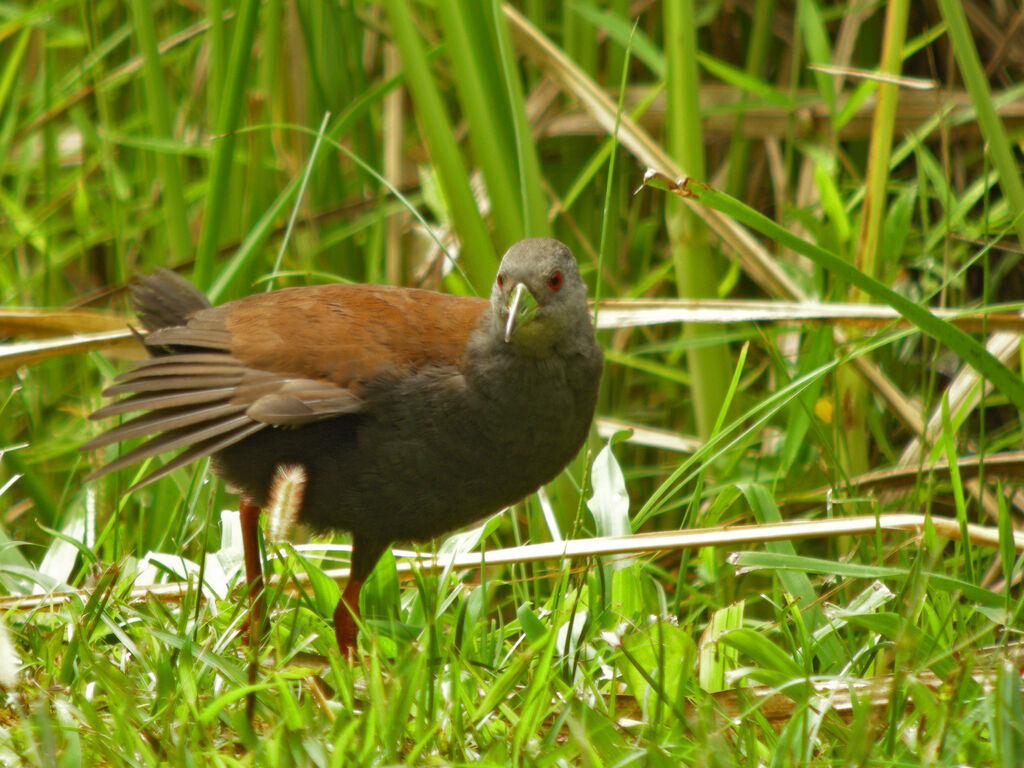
[84,278,488,486]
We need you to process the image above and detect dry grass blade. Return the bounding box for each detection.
[784,450,1024,509]
[805,65,936,89]
[594,298,1024,332]
[702,645,1024,729]
[4,513,1018,614]
[595,417,700,453]
[0,330,141,376]
[541,85,1024,140]
[899,329,1022,469]
[554,643,1023,736]
[0,308,128,337]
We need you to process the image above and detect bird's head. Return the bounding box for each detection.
[490,239,590,353]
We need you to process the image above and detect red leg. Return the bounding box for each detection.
[332,537,386,657]
[239,494,265,721]
[333,575,364,657]
[239,494,265,646]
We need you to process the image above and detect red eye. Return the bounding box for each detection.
[548,271,563,291]
[496,273,504,290]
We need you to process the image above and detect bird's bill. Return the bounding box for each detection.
[504,282,539,343]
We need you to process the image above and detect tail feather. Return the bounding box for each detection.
[131,268,211,332]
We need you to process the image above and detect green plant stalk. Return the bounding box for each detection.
[129,0,191,266]
[937,0,1024,247]
[940,395,973,584]
[436,1,523,246]
[594,19,634,312]
[664,0,731,444]
[268,113,331,284]
[2,448,58,526]
[0,27,30,129]
[73,24,129,286]
[241,0,283,292]
[206,162,303,303]
[206,0,227,134]
[258,0,282,125]
[855,0,909,291]
[725,0,775,199]
[490,0,548,238]
[840,0,910,476]
[938,0,1024,427]
[193,0,260,290]
[797,0,835,113]
[560,4,600,250]
[562,82,663,214]
[383,0,496,294]
[742,483,844,667]
[41,44,56,301]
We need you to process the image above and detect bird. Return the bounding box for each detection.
[82,238,603,654]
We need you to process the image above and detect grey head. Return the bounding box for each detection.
[489,238,591,355]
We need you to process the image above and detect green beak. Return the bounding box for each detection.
[504,282,539,343]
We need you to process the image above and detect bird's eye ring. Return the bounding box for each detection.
[497,274,505,290]
[548,271,563,291]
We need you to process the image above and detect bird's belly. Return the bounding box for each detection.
[214,373,593,543]
[340,387,586,539]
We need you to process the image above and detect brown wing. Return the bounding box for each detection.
[83,282,489,489]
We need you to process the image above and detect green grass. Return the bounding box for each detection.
[2,1,1024,766]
